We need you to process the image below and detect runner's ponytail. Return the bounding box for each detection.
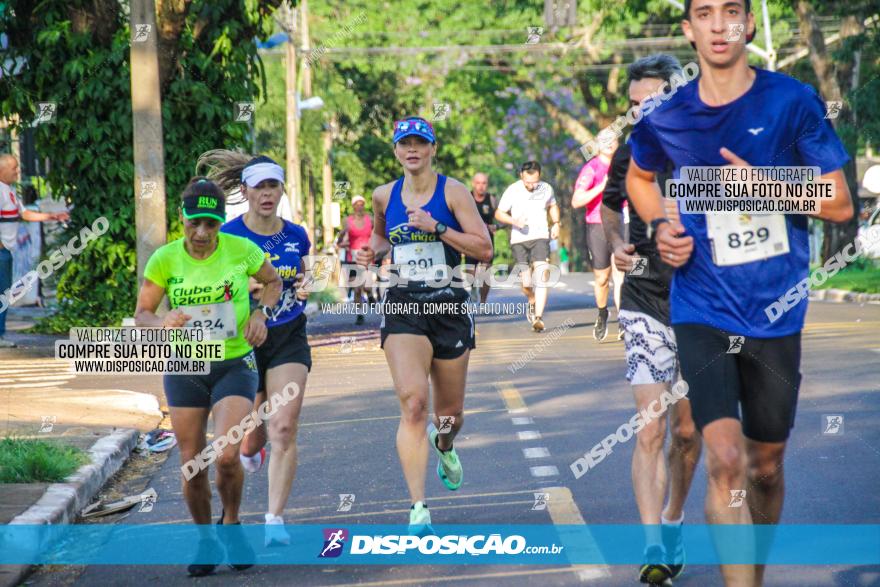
[196,149,284,205]
[196,149,255,204]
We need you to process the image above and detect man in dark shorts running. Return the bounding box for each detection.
[495,162,560,332]
[601,54,702,586]
[627,1,853,584]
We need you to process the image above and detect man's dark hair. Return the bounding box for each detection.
[628,54,683,84]
[520,161,541,174]
[683,0,751,19]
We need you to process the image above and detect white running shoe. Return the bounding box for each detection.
[264,513,291,546]
[0,336,17,348]
[240,447,266,474]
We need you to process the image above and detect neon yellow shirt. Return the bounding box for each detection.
[144,233,265,359]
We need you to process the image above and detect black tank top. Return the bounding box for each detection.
[472,192,496,225]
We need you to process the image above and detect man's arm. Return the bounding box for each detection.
[811,169,853,223]
[21,209,68,223]
[718,148,853,223]
[547,201,560,239]
[627,157,693,268]
[494,191,523,228]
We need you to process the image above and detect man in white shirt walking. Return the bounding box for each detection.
[0,154,69,347]
[495,161,560,332]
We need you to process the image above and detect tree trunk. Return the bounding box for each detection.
[796,0,860,263]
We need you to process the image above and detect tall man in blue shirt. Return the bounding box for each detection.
[627,1,853,585]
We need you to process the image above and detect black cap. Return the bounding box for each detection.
[182,192,225,223]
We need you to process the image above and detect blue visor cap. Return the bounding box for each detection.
[393,118,436,144]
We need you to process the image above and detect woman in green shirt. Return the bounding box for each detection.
[135,177,281,576]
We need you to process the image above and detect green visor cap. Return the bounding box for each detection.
[182,194,226,223]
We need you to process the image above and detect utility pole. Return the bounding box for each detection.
[301,0,312,97]
[129,0,167,284]
[322,118,335,250]
[283,2,301,220]
[300,0,313,244]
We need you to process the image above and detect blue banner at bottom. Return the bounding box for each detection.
[1,524,878,565]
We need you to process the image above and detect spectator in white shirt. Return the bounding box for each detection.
[0,154,69,347]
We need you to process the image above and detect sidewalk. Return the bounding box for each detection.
[1,305,164,586]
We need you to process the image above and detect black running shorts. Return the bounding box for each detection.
[511,238,550,265]
[585,223,613,270]
[673,323,802,443]
[255,313,312,391]
[380,288,475,360]
[163,351,258,409]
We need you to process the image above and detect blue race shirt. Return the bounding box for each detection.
[629,67,850,338]
[384,174,464,293]
[221,215,311,326]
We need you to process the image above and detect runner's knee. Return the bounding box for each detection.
[399,392,429,424]
[636,417,666,453]
[268,418,299,449]
[706,444,746,484]
[215,449,240,472]
[670,418,699,449]
[747,455,784,489]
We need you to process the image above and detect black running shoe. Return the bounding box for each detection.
[218,509,256,571]
[187,537,222,577]
[593,310,608,341]
[662,521,686,579]
[639,544,673,585]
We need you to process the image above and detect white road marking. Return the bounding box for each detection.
[530,465,559,477]
[517,430,542,441]
[523,447,551,459]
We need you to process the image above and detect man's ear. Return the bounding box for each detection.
[682,18,695,47]
[746,11,756,43]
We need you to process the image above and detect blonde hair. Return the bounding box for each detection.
[196,149,255,204]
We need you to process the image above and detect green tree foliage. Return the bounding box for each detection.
[284,0,877,268]
[0,0,278,331]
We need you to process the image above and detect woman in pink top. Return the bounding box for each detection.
[336,195,374,323]
[572,131,626,341]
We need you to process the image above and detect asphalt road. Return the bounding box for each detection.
[24,275,880,587]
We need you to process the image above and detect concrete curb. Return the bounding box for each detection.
[1,428,140,587]
[810,288,880,304]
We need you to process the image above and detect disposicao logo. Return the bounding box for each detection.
[319,528,348,558]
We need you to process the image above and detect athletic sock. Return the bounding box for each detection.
[433,433,452,454]
[598,306,608,318]
[661,512,684,526]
